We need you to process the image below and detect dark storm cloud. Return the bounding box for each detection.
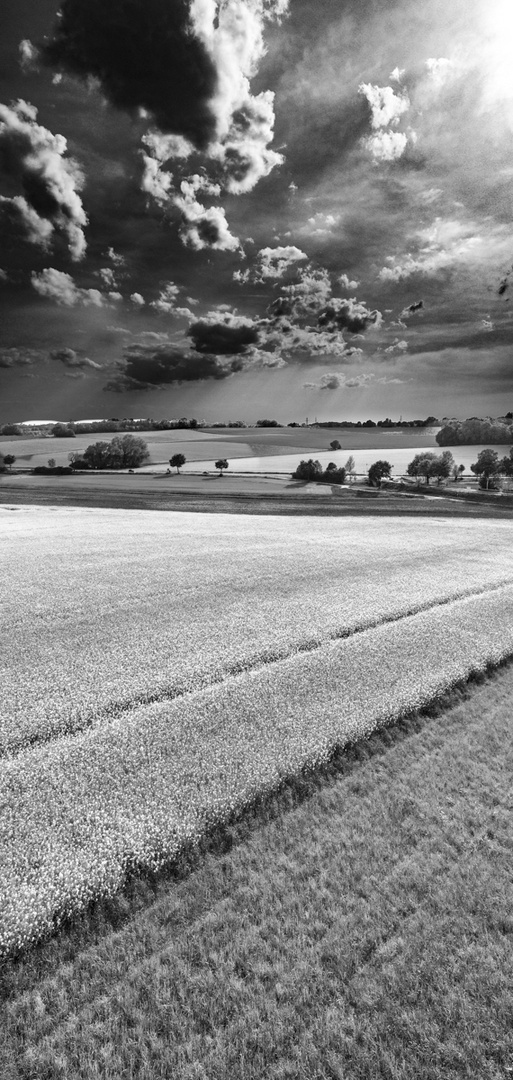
[188,318,260,355]
[104,343,236,391]
[0,346,46,367]
[42,0,219,149]
[399,299,424,318]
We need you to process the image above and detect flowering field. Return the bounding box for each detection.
[2,505,513,955]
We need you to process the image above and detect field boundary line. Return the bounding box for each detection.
[5,574,513,762]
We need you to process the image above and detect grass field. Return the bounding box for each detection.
[1,660,512,1079]
[2,505,513,963]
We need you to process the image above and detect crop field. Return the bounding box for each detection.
[2,504,513,959]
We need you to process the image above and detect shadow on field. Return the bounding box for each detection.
[2,652,513,996]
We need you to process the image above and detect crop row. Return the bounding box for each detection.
[2,507,513,756]
[2,584,513,957]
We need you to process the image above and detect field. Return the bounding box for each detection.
[2,654,513,1079]
[2,504,513,963]
[2,425,510,495]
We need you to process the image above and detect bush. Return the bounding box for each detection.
[83,434,150,469]
[52,423,76,438]
[1,424,22,436]
[292,459,323,481]
[33,466,74,475]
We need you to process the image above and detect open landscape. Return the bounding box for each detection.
[1,501,513,1077]
[1,423,506,476]
[3,0,513,1070]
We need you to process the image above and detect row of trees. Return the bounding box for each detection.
[169,455,229,476]
[436,418,513,446]
[291,448,513,489]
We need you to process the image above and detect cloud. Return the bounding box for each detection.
[43,0,288,252]
[188,313,259,354]
[0,269,8,282]
[31,268,106,306]
[149,281,196,319]
[363,130,409,162]
[383,338,408,354]
[174,178,241,251]
[338,273,360,290]
[303,371,374,391]
[303,372,346,390]
[106,247,125,267]
[130,293,145,306]
[399,300,424,318]
[358,81,414,163]
[19,40,40,73]
[269,265,333,319]
[43,0,219,149]
[0,99,87,259]
[105,342,238,390]
[0,347,46,368]
[95,267,117,288]
[359,83,410,130]
[50,348,102,370]
[317,297,382,334]
[378,218,496,282]
[304,213,341,236]
[253,245,308,280]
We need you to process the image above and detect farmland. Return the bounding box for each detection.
[2,505,513,961]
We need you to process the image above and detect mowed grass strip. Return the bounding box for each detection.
[2,585,513,958]
[3,507,513,756]
[1,661,512,1080]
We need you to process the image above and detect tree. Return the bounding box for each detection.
[322,463,346,484]
[1,424,22,435]
[329,439,342,451]
[452,463,465,482]
[110,434,150,468]
[47,458,56,468]
[498,452,513,477]
[83,441,114,469]
[170,453,186,474]
[368,460,392,487]
[215,458,229,476]
[82,434,149,470]
[292,459,323,481]
[429,450,455,484]
[406,451,440,485]
[52,423,76,438]
[470,448,500,489]
[4,454,16,470]
[345,455,356,483]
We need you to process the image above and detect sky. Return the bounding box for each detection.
[1,0,513,424]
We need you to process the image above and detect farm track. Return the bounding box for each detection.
[4,573,513,762]
[3,581,513,957]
